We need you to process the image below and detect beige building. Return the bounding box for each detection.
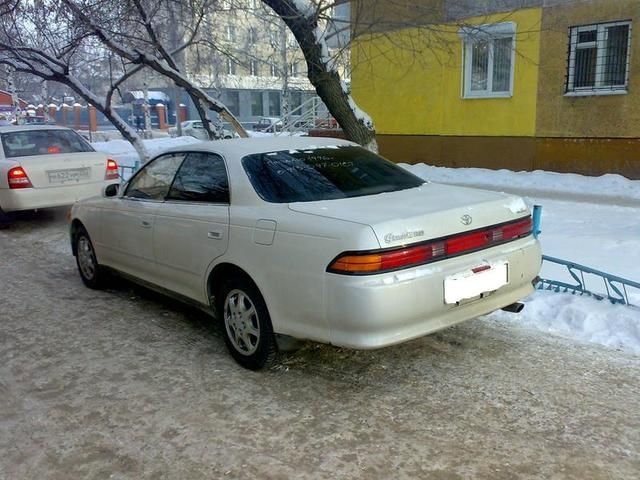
[183,1,351,123]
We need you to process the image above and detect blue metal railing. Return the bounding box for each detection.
[537,256,640,307]
[532,204,639,307]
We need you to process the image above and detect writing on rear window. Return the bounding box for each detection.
[242,146,425,203]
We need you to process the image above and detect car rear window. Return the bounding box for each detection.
[0,129,94,158]
[242,146,425,203]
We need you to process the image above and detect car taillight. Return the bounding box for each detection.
[105,158,119,180]
[328,216,533,275]
[8,166,33,189]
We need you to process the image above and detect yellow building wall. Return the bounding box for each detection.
[351,8,543,137]
[536,0,640,138]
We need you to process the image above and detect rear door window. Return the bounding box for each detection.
[0,129,94,158]
[124,153,185,200]
[167,152,229,203]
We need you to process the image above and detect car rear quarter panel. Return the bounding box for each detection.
[209,204,381,343]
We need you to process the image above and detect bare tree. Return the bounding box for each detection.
[59,0,249,139]
[0,1,153,161]
[261,0,377,150]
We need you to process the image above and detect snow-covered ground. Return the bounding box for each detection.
[92,136,640,355]
[405,163,640,204]
[403,163,640,354]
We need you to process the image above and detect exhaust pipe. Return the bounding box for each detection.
[502,302,525,314]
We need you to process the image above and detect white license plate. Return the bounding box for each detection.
[47,168,90,184]
[444,261,509,305]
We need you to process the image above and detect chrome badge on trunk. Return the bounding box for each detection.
[384,230,425,244]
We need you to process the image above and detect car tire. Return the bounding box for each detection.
[0,207,10,229]
[218,276,277,370]
[74,227,107,289]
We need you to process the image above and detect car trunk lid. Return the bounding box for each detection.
[13,152,109,189]
[288,183,530,248]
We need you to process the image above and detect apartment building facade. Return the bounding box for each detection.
[351,0,640,178]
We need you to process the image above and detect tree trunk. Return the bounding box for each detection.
[261,0,377,151]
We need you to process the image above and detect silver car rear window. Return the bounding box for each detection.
[1,129,94,158]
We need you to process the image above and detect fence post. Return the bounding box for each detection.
[533,205,543,239]
[156,103,167,130]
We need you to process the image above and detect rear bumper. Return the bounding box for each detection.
[0,181,116,212]
[325,236,541,349]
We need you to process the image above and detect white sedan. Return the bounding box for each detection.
[0,125,120,226]
[70,137,541,369]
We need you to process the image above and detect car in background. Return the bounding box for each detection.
[252,117,282,133]
[0,125,119,226]
[168,120,234,140]
[69,137,541,370]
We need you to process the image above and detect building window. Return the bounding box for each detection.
[251,91,263,116]
[226,25,236,42]
[566,21,632,95]
[290,91,303,111]
[270,63,278,77]
[290,61,300,77]
[225,90,240,116]
[249,60,259,76]
[226,58,237,75]
[248,27,258,44]
[268,91,281,116]
[269,29,279,45]
[460,22,515,99]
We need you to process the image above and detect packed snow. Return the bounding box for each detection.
[403,163,640,204]
[403,163,640,354]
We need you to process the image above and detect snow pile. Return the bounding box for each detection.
[403,161,640,354]
[537,199,640,281]
[489,291,640,354]
[93,136,203,167]
[401,163,640,203]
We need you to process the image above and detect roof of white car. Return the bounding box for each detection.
[0,125,73,134]
[165,136,357,158]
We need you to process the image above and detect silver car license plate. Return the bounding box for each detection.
[47,168,90,184]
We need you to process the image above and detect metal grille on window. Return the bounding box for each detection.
[471,41,489,91]
[493,38,513,92]
[566,21,631,93]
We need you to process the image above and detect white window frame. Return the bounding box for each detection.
[249,59,259,76]
[290,61,299,77]
[226,25,236,42]
[226,58,236,75]
[566,20,632,96]
[459,22,516,99]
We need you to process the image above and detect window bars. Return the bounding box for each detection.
[566,20,632,94]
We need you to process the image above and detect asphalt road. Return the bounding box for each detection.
[1,209,639,479]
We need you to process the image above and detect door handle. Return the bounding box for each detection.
[140,220,152,228]
[208,230,223,239]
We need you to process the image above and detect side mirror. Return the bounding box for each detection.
[103,183,120,198]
